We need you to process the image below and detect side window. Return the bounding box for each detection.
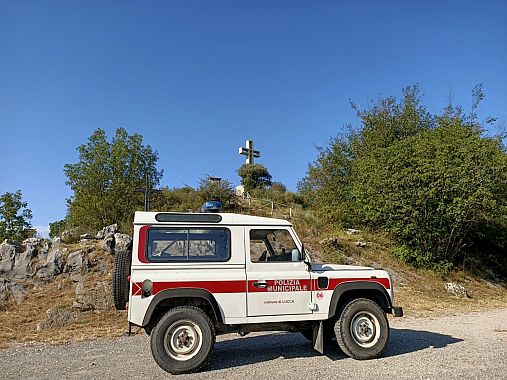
[147,228,230,262]
[250,229,300,262]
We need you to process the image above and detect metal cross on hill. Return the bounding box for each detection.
[238,139,261,164]
[135,174,161,211]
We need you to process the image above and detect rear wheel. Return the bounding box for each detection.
[334,298,389,359]
[150,306,215,375]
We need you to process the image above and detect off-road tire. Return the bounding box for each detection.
[112,249,131,310]
[334,298,389,359]
[150,306,215,375]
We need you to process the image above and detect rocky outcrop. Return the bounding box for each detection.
[445,282,470,298]
[35,249,64,281]
[73,280,113,310]
[96,224,118,239]
[113,233,132,256]
[63,250,90,281]
[0,278,27,303]
[36,307,78,331]
[0,240,39,279]
[0,241,19,274]
[100,235,115,254]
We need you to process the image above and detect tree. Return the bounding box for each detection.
[49,219,67,238]
[0,190,33,242]
[64,128,163,233]
[237,164,272,193]
[300,85,507,275]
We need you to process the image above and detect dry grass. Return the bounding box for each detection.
[0,241,127,349]
[0,274,127,348]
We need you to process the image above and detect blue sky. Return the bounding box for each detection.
[1,1,506,237]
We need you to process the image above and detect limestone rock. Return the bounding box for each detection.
[64,250,89,279]
[100,234,115,254]
[113,233,132,256]
[36,307,78,331]
[73,280,113,310]
[355,241,367,248]
[445,282,470,298]
[79,233,94,242]
[0,241,19,274]
[35,249,64,281]
[345,228,361,235]
[96,224,118,239]
[23,237,42,247]
[0,277,27,303]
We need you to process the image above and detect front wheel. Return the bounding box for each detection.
[334,298,389,359]
[150,306,215,374]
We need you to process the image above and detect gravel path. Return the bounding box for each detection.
[1,308,506,380]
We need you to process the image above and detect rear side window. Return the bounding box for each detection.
[147,228,230,262]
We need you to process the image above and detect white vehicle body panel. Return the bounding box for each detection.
[128,212,393,327]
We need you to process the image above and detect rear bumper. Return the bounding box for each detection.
[391,306,404,317]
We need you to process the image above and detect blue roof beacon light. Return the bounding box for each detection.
[201,201,223,213]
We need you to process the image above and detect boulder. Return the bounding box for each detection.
[445,282,470,298]
[96,224,118,239]
[35,249,64,281]
[345,228,361,235]
[36,307,78,331]
[0,277,27,303]
[0,241,19,274]
[100,234,115,254]
[64,250,89,279]
[355,241,367,248]
[11,248,36,279]
[113,233,132,256]
[23,237,42,246]
[73,280,113,310]
[79,233,94,241]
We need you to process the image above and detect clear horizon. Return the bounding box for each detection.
[1,1,506,237]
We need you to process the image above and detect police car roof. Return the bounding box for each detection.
[134,211,292,226]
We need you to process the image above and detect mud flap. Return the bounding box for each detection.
[312,321,324,354]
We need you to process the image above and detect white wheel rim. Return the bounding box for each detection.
[164,320,203,361]
[350,311,381,348]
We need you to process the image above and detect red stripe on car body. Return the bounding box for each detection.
[132,277,390,296]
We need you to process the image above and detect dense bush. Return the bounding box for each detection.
[300,85,507,276]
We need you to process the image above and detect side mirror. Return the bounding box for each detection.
[291,248,301,262]
[301,243,312,270]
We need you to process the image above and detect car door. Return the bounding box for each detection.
[245,227,312,317]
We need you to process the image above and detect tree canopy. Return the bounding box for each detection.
[0,190,33,242]
[64,128,163,233]
[299,85,507,275]
[237,163,272,193]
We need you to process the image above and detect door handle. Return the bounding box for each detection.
[253,281,268,289]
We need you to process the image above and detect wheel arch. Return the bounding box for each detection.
[142,288,224,327]
[328,282,392,318]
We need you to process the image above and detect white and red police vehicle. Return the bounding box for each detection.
[112,211,403,374]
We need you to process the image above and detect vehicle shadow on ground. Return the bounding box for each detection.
[385,328,463,357]
[206,328,463,371]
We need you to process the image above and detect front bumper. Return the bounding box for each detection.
[392,306,404,317]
